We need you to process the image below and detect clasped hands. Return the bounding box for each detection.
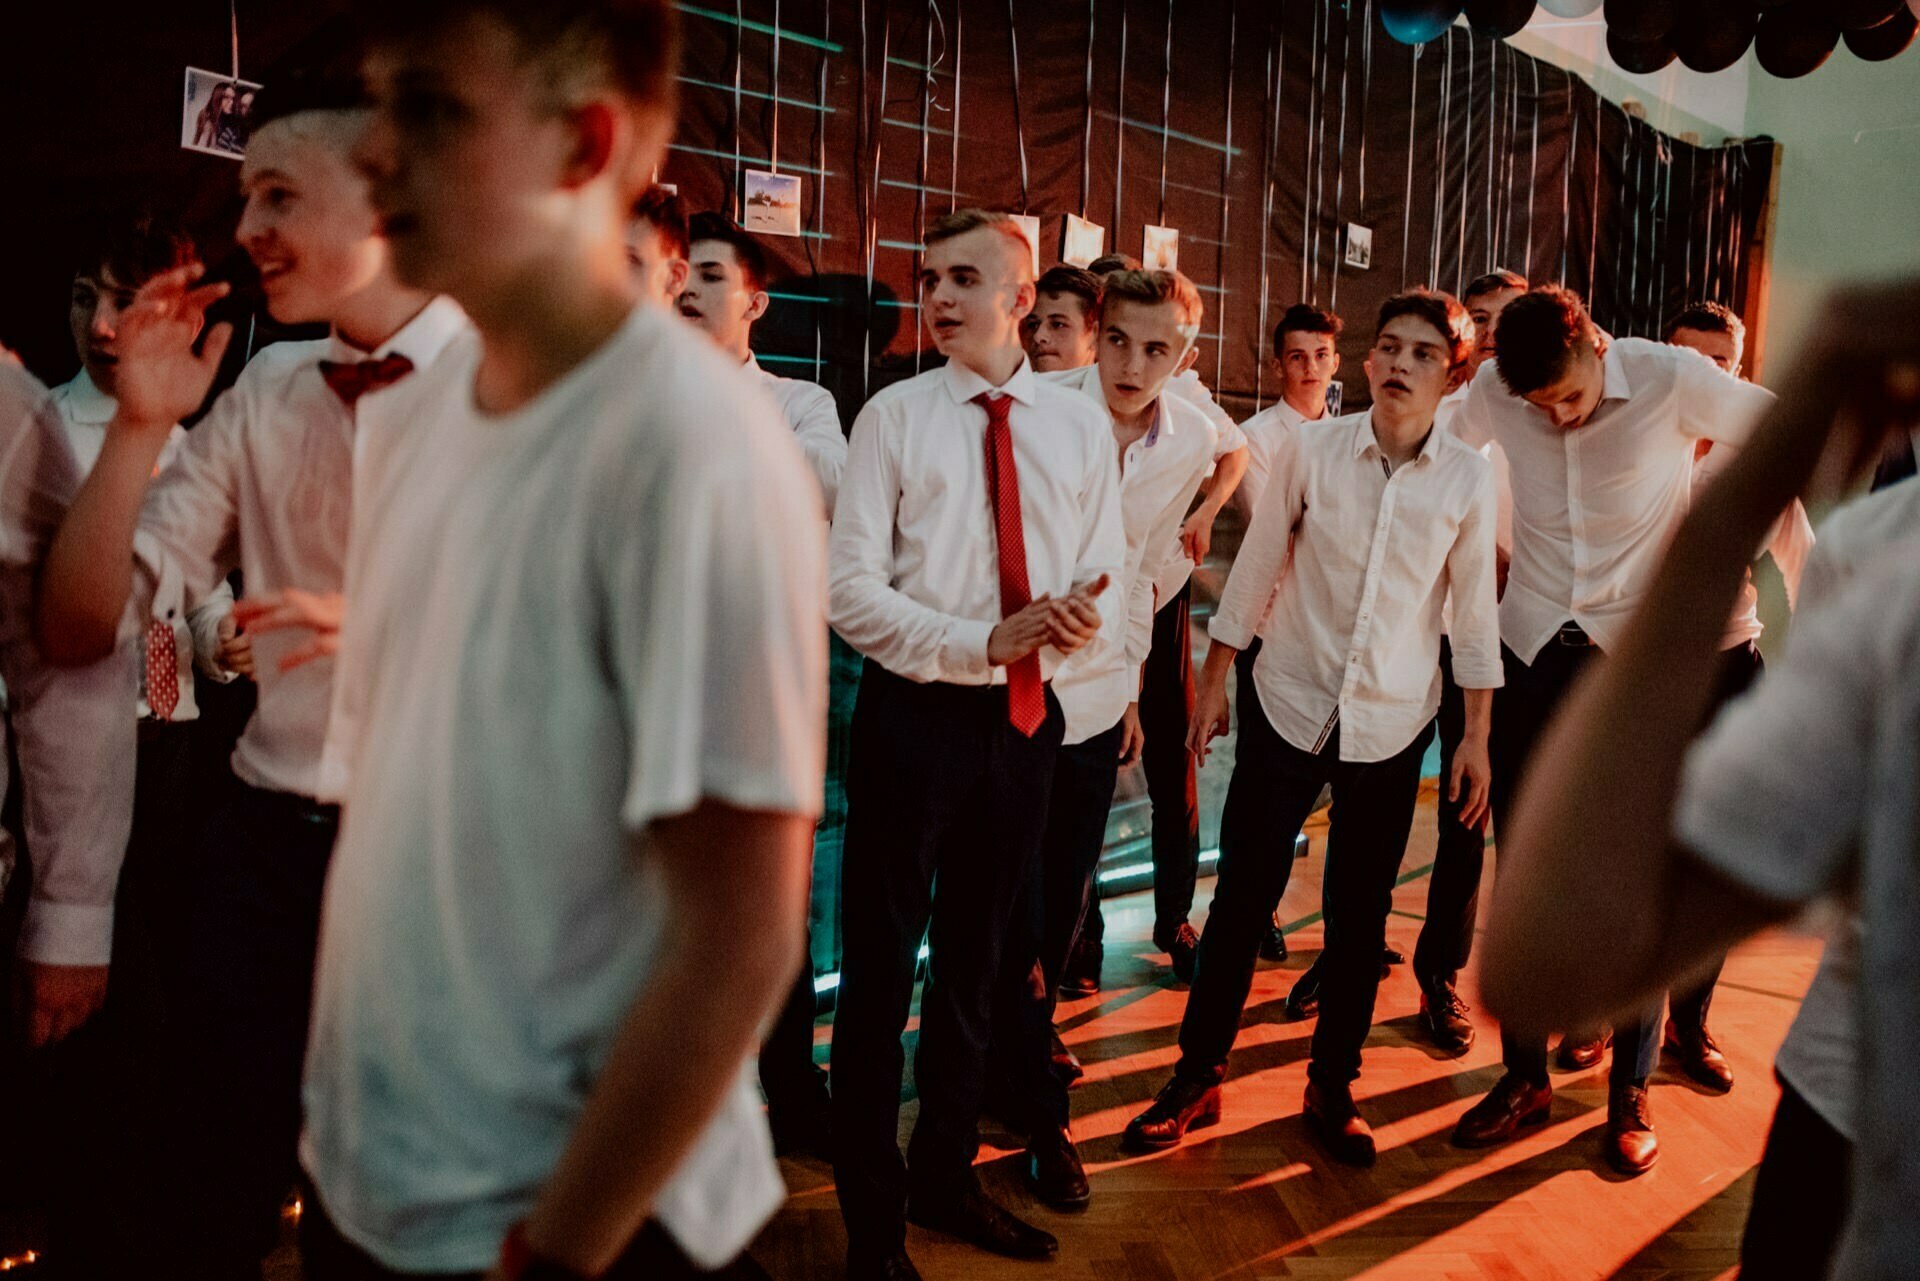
[986,573,1111,667]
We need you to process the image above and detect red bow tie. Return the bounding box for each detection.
[319,353,415,407]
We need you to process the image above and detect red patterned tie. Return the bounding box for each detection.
[145,619,179,721]
[319,353,415,407]
[975,391,1046,737]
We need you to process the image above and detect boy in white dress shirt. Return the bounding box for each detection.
[628,182,690,310]
[828,208,1124,1280]
[1236,303,1342,519]
[1019,264,1102,373]
[39,64,466,1279]
[1124,290,1500,1168]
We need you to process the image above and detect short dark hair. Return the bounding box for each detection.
[1492,286,1597,396]
[1034,265,1102,319]
[1086,253,1141,277]
[1097,269,1204,331]
[74,211,199,291]
[632,185,690,261]
[1665,300,1745,345]
[1376,288,1473,372]
[1273,304,1343,356]
[687,211,770,293]
[1463,269,1529,305]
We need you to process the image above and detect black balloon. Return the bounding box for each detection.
[1607,24,1678,69]
[1467,0,1538,36]
[1844,5,1919,56]
[1605,0,1679,41]
[1673,0,1761,71]
[1756,5,1842,75]
[1832,0,1902,29]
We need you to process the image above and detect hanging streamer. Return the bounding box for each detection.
[1485,35,1497,275]
[812,0,830,381]
[1257,5,1283,408]
[1457,29,1472,294]
[1587,86,1601,302]
[1008,0,1031,212]
[1403,43,1419,288]
[1081,0,1096,218]
[733,0,746,212]
[1114,3,1128,238]
[859,4,892,397]
[229,0,241,81]
[1560,70,1575,283]
[1525,56,1539,278]
[1159,0,1174,226]
[1430,35,1451,289]
[771,0,782,172]
[1358,0,1374,209]
[1217,3,1236,390]
[1302,0,1322,303]
[949,2,962,216]
[914,0,939,376]
[1328,0,1354,317]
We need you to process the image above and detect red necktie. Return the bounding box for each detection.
[145,619,179,721]
[975,391,1046,737]
[319,353,415,408]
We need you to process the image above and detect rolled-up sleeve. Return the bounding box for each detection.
[1444,458,1505,689]
[1210,429,1302,651]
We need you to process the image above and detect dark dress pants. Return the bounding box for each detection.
[830,665,1063,1257]
[1174,678,1430,1086]
[1412,639,1486,988]
[1491,637,1661,1089]
[1137,581,1201,940]
[1738,1078,1852,1280]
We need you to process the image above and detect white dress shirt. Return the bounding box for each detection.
[1689,448,1813,649]
[1236,396,1317,519]
[744,354,846,517]
[52,369,236,722]
[1437,383,1515,557]
[1210,411,1503,763]
[1454,339,1775,662]
[302,304,824,1274]
[1154,368,1248,607]
[1043,366,1215,743]
[135,298,469,800]
[0,363,135,965]
[829,358,1126,686]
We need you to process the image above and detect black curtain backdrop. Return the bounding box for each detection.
[9,1,1774,421]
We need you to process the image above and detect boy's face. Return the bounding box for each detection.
[678,239,764,349]
[1364,313,1457,422]
[69,266,136,396]
[1669,326,1742,376]
[1096,297,1192,423]
[1277,329,1339,409]
[1025,290,1097,372]
[920,227,1034,371]
[237,114,388,326]
[1519,338,1607,430]
[1466,285,1524,375]
[627,219,689,310]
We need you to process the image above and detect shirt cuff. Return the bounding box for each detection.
[18,897,115,967]
[1208,612,1258,653]
[942,618,996,681]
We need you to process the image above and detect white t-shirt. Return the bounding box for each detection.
[301,305,827,1273]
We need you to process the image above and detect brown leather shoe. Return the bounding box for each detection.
[1604,1084,1659,1175]
[1664,1018,1734,1093]
[1304,1081,1376,1167]
[907,1186,1058,1260]
[1554,1030,1613,1071]
[1122,1077,1223,1150]
[1050,1030,1085,1086]
[1025,1125,1091,1209]
[1452,1073,1553,1148]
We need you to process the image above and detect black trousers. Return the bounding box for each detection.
[991,720,1125,1132]
[1738,1078,1852,1280]
[163,775,340,1276]
[1137,582,1201,940]
[1413,640,1486,988]
[301,1184,770,1280]
[830,664,1063,1256]
[1175,678,1431,1087]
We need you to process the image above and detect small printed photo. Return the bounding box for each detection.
[1143,224,1180,272]
[1011,214,1042,277]
[1344,222,1374,270]
[1063,214,1105,267]
[182,66,263,160]
[743,170,803,237]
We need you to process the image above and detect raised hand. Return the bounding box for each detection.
[112,264,233,430]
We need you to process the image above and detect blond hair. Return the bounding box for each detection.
[1096,268,1205,336]
[923,209,1036,283]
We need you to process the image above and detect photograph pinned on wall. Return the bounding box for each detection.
[1063,214,1105,267]
[1143,224,1180,272]
[1326,381,1344,417]
[1011,215,1042,278]
[1344,223,1374,270]
[742,170,803,237]
[181,67,263,160]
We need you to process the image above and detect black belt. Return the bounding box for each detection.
[1553,622,1596,648]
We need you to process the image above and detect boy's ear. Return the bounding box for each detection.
[1176,345,1200,376]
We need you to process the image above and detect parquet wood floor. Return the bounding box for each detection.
[749,782,1819,1281]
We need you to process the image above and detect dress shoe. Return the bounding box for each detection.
[847,1249,923,1281]
[1664,1018,1735,1093]
[1381,945,1406,967]
[1058,937,1102,997]
[1156,922,1202,984]
[1259,923,1290,962]
[1284,958,1321,1020]
[1604,1084,1659,1175]
[1122,1076,1223,1150]
[1416,976,1476,1056]
[1554,1030,1612,1071]
[1025,1125,1091,1209]
[907,1186,1057,1260]
[1452,1073,1553,1148]
[1050,1029,1085,1086]
[1304,1080,1376,1167]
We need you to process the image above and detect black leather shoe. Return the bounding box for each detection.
[1122,1076,1223,1150]
[1259,923,1290,962]
[1452,1073,1553,1148]
[1304,1080,1376,1166]
[1026,1125,1091,1209]
[1554,1030,1612,1071]
[1156,922,1201,984]
[1284,958,1321,1020]
[1664,1018,1735,1093]
[907,1187,1058,1260]
[1058,937,1102,997]
[1049,1030,1085,1086]
[1416,976,1476,1056]
[1381,945,1406,967]
[1605,1084,1659,1175]
[847,1248,923,1281]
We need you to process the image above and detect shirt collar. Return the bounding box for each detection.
[940,354,1039,408]
[742,353,766,378]
[57,368,117,425]
[1600,341,1633,404]
[324,295,469,371]
[1351,410,1442,465]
